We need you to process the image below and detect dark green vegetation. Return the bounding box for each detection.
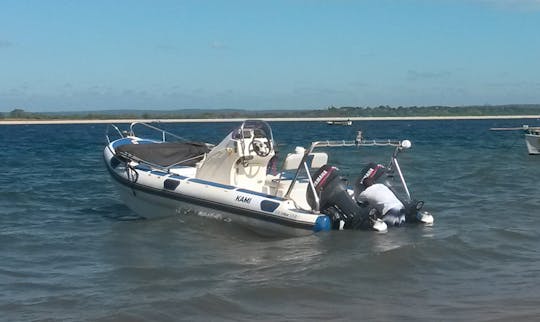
[2,105,539,120]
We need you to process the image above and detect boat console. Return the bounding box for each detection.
[195,120,276,190]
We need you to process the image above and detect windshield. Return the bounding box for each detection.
[232,120,274,141]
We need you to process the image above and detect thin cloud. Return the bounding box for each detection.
[211,40,228,50]
[475,0,540,10]
[155,44,178,52]
[0,40,14,48]
[407,70,452,81]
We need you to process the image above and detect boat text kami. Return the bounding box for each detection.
[235,195,252,204]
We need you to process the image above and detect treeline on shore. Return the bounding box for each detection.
[2,104,539,120]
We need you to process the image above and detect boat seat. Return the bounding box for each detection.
[271,150,328,184]
[264,150,328,209]
[282,151,328,171]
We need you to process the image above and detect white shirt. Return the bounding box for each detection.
[358,183,404,215]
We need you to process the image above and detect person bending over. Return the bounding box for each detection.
[357,176,406,226]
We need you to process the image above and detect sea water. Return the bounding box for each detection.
[1,119,539,321]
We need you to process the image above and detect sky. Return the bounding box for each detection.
[1,0,540,112]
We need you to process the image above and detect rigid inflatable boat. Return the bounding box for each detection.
[104,120,432,236]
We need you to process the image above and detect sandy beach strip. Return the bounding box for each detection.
[0,115,539,125]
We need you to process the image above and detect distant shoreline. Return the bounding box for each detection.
[0,115,540,125]
[1,115,539,125]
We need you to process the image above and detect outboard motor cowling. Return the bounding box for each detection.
[307,165,378,230]
[354,162,386,200]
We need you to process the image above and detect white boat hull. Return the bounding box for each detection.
[525,133,540,155]
[112,180,318,236]
[104,146,331,237]
[326,120,352,126]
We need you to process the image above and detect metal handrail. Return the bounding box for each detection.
[129,122,189,142]
[283,134,411,211]
[105,124,124,144]
[306,139,403,150]
[116,151,207,173]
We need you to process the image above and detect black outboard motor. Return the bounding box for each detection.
[353,162,386,200]
[307,165,376,230]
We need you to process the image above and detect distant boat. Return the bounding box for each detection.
[490,125,540,155]
[326,119,352,126]
[524,126,540,154]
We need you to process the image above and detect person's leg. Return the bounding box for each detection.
[383,208,405,226]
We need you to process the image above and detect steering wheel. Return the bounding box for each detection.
[249,139,271,157]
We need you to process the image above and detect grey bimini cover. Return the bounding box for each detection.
[116,141,211,167]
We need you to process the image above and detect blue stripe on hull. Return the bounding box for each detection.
[188,178,236,190]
